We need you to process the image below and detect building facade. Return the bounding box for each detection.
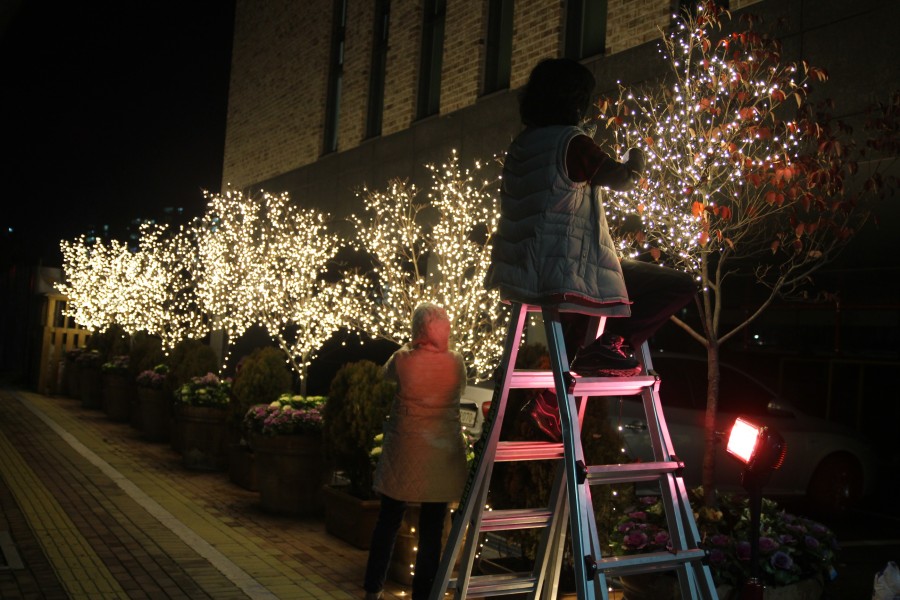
[221,0,898,221]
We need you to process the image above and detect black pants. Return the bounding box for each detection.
[364,494,448,599]
[563,258,697,355]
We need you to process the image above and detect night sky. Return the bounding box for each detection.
[0,1,235,266]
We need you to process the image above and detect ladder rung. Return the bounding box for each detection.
[479,508,553,532]
[450,573,537,597]
[596,548,707,577]
[586,461,682,485]
[495,441,564,461]
[509,371,656,396]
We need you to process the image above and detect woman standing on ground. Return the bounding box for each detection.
[363,303,468,600]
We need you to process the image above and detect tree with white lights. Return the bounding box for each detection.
[58,235,143,334]
[347,151,507,381]
[196,188,353,394]
[595,2,896,501]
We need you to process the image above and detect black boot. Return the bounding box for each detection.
[569,333,642,377]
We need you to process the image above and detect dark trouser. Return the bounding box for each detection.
[364,494,448,600]
[563,259,697,356]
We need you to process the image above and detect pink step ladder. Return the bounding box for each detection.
[429,302,718,600]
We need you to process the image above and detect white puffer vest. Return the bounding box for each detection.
[485,125,631,315]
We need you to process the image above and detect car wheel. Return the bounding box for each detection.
[805,453,864,517]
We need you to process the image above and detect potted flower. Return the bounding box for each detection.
[320,360,395,549]
[75,349,104,409]
[243,394,327,516]
[228,346,293,491]
[63,347,86,398]
[128,333,165,429]
[101,354,132,422]
[610,488,838,599]
[167,339,220,453]
[173,372,231,471]
[136,364,170,441]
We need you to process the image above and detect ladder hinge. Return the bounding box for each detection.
[584,555,597,580]
[671,455,685,476]
[564,371,575,392]
[576,460,587,484]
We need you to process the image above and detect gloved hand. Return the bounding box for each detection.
[623,147,645,175]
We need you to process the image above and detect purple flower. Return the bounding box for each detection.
[770,551,794,570]
[778,534,796,545]
[708,548,727,566]
[628,511,647,521]
[758,536,779,553]
[639,496,658,506]
[804,535,820,550]
[653,530,670,546]
[736,541,751,561]
[624,531,649,550]
[710,534,731,547]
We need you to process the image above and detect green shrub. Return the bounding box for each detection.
[166,339,219,391]
[231,347,293,426]
[323,360,395,499]
[129,333,165,378]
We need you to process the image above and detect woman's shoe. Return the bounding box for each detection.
[570,333,641,377]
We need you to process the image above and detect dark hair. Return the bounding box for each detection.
[518,58,596,127]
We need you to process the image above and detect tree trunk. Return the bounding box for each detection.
[701,342,721,507]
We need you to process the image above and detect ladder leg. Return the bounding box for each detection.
[430,303,529,600]
[542,306,604,600]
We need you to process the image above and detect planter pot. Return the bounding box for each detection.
[138,387,171,442]
[178,405,228,471]
[322,484,380,549]
[228,443,258,491]
[130,393,142,430]
[78,365,103,409]
[252,432,325,516]
[102,372,133,422]
[64,358,80,398]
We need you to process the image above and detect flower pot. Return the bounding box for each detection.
[252,432,325,516]
[130,393,142,430]
[79,365,103,409]
[322,484,380,549]
[178,405,228,471]
[138,387,171,442]
[228,443,258,491]
[102,372,133,422]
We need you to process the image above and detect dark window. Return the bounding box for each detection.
[366,0,390,139]
[565,0,606,60]
[417,0,446,119]
[324,0,347,154]
[483,0,513,95]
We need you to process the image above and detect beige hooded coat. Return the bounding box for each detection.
[372,311,468,503]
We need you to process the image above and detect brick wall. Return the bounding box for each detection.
[222,0,333,189]
[222,0,765,190]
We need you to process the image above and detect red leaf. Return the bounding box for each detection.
[692,201,705,217]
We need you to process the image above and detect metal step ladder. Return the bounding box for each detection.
[429,303,718,600]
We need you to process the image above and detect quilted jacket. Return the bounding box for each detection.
[372,321,468,503]
[485,125,632,316]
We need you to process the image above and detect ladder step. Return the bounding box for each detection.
[596,548,708,577]
[495,440,564,461]
[509,371,656,396]
[585,461,683,485]
[450,573,537,597]
[479,508,553,532]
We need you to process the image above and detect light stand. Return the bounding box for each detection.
[726,417,787,600]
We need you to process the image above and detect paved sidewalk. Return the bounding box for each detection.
[0,388,410,600]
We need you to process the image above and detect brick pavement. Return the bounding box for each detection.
[0,388,411,600]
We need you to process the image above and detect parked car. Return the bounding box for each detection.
[617,352,877,516]
[459,352,877,516]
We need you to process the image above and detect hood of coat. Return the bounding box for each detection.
[411,305,450,352]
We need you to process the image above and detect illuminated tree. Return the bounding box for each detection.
[595,2,897,501]
[347,150,507,381]
[131,223,209,349]
[196,188,352,394]
[58,235,141,333]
